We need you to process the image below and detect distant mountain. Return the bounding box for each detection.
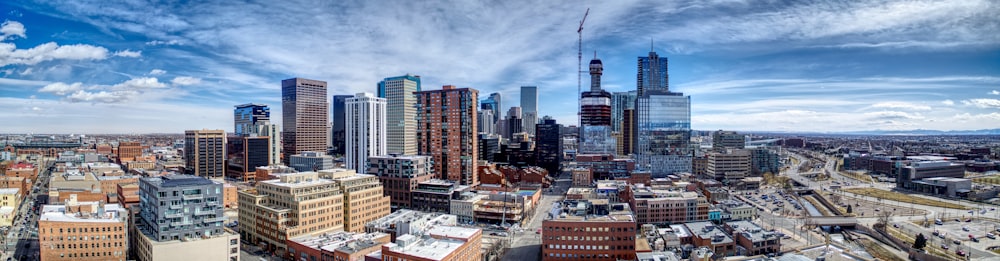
[701,129,1000,136]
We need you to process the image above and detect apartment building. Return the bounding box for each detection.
[239,171,345,256]
[367,154,434,209]
[542,199,637,260]
[623,185,710,225]
[38,195,128,261]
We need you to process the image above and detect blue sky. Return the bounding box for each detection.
[0,0,998,134]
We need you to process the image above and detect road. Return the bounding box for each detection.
[500,170,571,261]
[2,159,51,261]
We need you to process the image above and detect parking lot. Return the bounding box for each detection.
[929,218,1000,250]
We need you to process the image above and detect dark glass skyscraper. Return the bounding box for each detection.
[636,89,691,176]
[234,103,269,137]
[481,92,502,126]
[330,95,352,155]
[520,86,538,135]
[637,51,669,96]
[535,116,561,173]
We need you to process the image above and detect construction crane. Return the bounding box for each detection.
[577,8,589,130]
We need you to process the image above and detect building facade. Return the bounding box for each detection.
[137,175,226,241]
[331,95,352,156]
[637,50,669,96]
[234,103,270,137]
[636,90,691,176]
[542,199,637,260]
[378,74,421,155]
[319,169,392,233]
[416,85,479,186]
[535,117,562,173]
[521,86,538,136]
[184,129,226,178]
[367,154,435,209]
[38,196,128,261]
[281,78,329,164]
[238,171,344,257]
[345,92,387,173]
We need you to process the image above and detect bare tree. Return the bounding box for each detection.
[876,211,893,231]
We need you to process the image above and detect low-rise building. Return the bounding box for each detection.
[411,179,463,214]
[38,196,128,261]
[570,167,592,187]
[684,221,735,257]
[286,231,390,261]
[722,220,780,256]
[289,151,335,172]
[368,154,435,210]
[623,185,710,225]
[380,226,482,261]
[450,192,485,224]
[364,209,457,241]
[542,199,637,261]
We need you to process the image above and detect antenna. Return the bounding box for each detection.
[577,8,589,130]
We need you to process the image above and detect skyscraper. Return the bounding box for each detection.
[234,103,270,137]
[535,116,561,173]
[257,123,282,166]
[637,50,669,96]
[184,129,226,178]
[346,92,387,173]
[477,109,495,134]
[281,78,329,164]
[579,55,615,154]
[481,92,502,126]
[610,91,637,133]
[502,106,523,140]
[331,95,352,156]
[377,74,421,155]
[520,86,538,135]
[636,90,692,176]
[416,85,479,186]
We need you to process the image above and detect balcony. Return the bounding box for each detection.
[170,220,193,227]
[194,209,216,216]
[203,217,227,223]
[168,204,183,210]
[182,194,204,200]
[164,212,183,219]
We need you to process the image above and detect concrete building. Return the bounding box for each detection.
[38,196,128,261]
[319,169,392,233]
[684,221,735,257]
[450,192,486,224]
[345,92,387,173]
[707,149,751,182]
[521,86,538,135]
[623,185,710,225]
[286,231,390,261]
[289,151,335,172]
[365,209,458,241]
[711,130,745,150]
[0,188,19,227]
[257,123,282,166]
[378,74,421,155]
[367,154,435,209]
[184,129,226,178]
[416,85,479,186]
[239,171,345,256]
[898,160,966,189]
[380,226,482,261]
[282,78,329,164]
[137,175,226,242]
[478,110,496,135]
[542,199,637,261]
[722,220,780,256]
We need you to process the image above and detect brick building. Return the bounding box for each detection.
[38,196,128,261]
[542,199,637,260]
[415,85,479,186]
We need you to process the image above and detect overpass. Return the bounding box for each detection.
[805,216,858,227]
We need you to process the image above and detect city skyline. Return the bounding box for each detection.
[1,1,999,133]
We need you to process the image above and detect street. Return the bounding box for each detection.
[2,160,51,261]
[500,170,571,261]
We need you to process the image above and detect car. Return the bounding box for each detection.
[966,218,973,222]
[972,237,980,242]
[536,228,542,234]
[955,218,962,222]
[933,230,939,236]
[963,226,970,232]
[989,233,997,239]
[954,239,962,245]
[941,244,949,250]
[957,250,966,256]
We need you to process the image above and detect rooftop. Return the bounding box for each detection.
[144,174,215,188]
[684,221,733,245]
[39,202,125,223]
[385,234,467,261]
[725,220,778,243]
[288,231,389,254]
[426,225,480,241]
[548,199,634,223]
[0,188,19,195]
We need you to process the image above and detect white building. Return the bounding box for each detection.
[346,92,387,173]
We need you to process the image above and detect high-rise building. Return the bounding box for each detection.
[257,123,282,166]
[535,117,561,173]
[621,109,636,155]
[331,95,352,156]
[39,196,128,261]
[477,109,495,135]
[345,93,387,173]
[239,171,345,256]
[501,106,523,140]
[520,86,538,135]
[478,134,501,161]
[137,175,226,239]
[481,92,502,126]
[282,78,329,164]
[579,55,615,154]
[708,149,751,181]
[610,91,637,133]
[367,154,435,209]
[184,129,226,178]
[227,136,271,182]
[416,85,479,186]
[234,103,270,137]
[712,130,746,150]
[637,50,669,96]
[636,90,692,176]
[378,74,421,155]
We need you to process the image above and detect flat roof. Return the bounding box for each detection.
[385,235,465,261]
[684,221,733,244]
[39,203,124,223]
[427,226,479,240]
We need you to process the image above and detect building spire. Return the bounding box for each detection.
[650,38,653,52]
[593,50,597,59]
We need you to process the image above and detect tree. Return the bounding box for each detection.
[846,205,853,213]
[913,233,928,249]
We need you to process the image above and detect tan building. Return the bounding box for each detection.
[116,183,139,209]
[0,188,20,227]
[570,167,592,187]
[239,171,345,256]
[223,183,238,208]
[184,129,227,179]
[117,141,143,163]
[38,196,128,261]
[415,85,479,186]
[281,78,329,165]
[132,227,240,261]
[381,225,482,261]
[623,185,710,225]
[319,169,391,233]
[0,176,30,197]
[707,149,751,181]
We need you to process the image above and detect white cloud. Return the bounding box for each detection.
[149,69,166,75]
[942,99,955,106]
[113,77,166,90]
[38,82,83,95]
[0,20,26,40]
[962,99,1000,109]
[869,101,931,111]
[113,49,141,57]
[171,76,201,86]
[66,90,136,103]
[990,90,1000,95]
[954,112,1000,121]
[863,111,924,120]
[145,39,182,46]
[18,68,33,76]
[0,42,109,66]
[31,106,42,111]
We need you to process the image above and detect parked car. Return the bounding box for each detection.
[989,233,997,239]
[941,244,949,250]
[954,239,962,245]
[957,250,966,256]
[963,226,970,232]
